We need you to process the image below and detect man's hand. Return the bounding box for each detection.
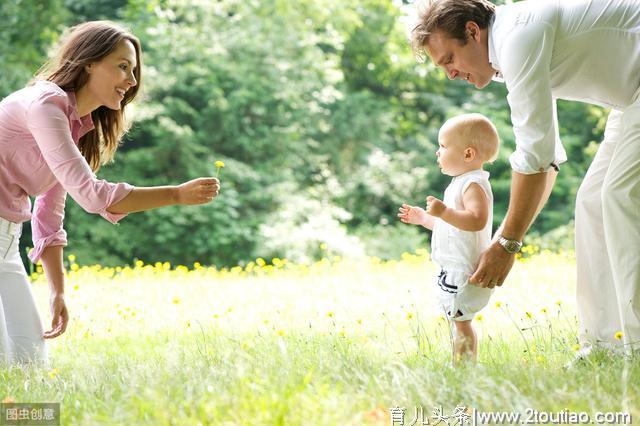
[397,203,428,226]
[426,196,446,217]
[469,241,516,288]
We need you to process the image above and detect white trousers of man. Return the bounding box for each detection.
[0,218,47,364]
[575,102,640,354]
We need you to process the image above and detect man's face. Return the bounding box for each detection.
[425,25,495,90]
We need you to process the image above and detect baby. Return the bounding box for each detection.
[398,113,499,363]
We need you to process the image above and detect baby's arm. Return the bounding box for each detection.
[397,203,435,230]
[426,183,488,232]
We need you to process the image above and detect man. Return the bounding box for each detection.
[411,0,640,355]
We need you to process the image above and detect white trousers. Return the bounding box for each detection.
[0,218,47,364]
[575,102,640,353]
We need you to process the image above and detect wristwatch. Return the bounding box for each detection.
[497,236,523,254]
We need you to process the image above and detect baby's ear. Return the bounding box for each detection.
[464,147,477,162]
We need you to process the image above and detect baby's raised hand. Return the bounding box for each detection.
[397,203,428,225]
[426,196,446,217]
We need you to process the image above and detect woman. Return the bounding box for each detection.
[0,21,220,364]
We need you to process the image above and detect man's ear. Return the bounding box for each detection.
[465,21,481,42]
[84,63,93,74]
[464,147,477,162]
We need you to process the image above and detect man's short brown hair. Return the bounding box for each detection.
[411,0,496,58]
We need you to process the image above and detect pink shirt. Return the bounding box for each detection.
[0,81,133,262]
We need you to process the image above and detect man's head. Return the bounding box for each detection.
[436,113,500,176]
[411,0,497,89]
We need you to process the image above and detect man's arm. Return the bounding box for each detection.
[470,169,557,288]
[500,169,557,240]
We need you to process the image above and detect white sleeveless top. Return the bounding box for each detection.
[431,170,493,275]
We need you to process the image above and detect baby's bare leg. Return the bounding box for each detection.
[452,319,477,364]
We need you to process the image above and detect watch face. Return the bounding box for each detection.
[506,241,519,252]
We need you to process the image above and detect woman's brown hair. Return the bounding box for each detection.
[34,21,142,171]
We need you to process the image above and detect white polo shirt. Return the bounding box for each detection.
[488,0,640,174]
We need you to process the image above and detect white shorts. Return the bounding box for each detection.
[435,269,493,321]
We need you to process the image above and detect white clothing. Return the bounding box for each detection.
[0,217,47,364]
[575,105,640,353]
[489,0,640,174]
[490,0,640,352]
[431,169,494,321]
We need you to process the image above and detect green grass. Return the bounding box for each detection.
[1,252,638,425]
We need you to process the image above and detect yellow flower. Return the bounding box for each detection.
[494,301,502,308]
[277,329,285,336]
[172,297,181,304]
[68,254,76,262]
[215,160,225,177]
[48,369,59,379]
[406,312,413,320]
[541,308,548,314]
[327,311,334,318]
[476,314,483,321]
[614,331,623,340]
[525,311,533,319]
[573,344,581,351]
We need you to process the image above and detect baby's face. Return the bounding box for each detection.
[436,126,470,176]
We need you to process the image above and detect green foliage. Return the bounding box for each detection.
[6,0,606,266]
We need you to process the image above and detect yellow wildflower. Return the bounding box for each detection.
[48,369,59,379]
[215,160,225,177]
[614,331,623,340]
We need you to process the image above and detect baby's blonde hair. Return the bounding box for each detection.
[440,113,499,162]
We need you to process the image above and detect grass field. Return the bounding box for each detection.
[1,250,638,425]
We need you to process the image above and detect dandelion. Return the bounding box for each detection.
[338,330,346,338]
[614,331,623,340]
[476,314,483,321]
[406,312,413,320]
[48,368,59,379]
[357,319,362,325]
[327,311,334,318]
[68,254,76,262]
[525,311,533,319]
[172,297,181,304]
[541,307,548,314]
[214,160,225,177]
[495,301,502,308]
[277,329,285,336]
[555,300,562,306]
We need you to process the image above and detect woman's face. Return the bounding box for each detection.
[84,39,138,111]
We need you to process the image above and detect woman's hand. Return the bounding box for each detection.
[176,177,220,205]
[43,293,69,339]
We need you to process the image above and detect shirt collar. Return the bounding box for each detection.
[66,89,95,135]
[452,169,490,181]
[487,11,504,82]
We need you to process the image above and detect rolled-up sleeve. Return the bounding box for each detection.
[501,21,567,174]
[25,91,133,247]
[29,183,67,263]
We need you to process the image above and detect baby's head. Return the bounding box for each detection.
[436,113,499,176]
